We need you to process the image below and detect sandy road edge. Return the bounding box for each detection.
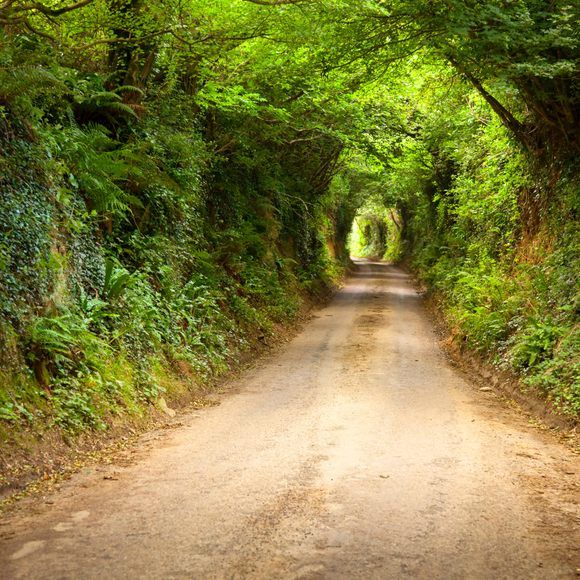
[400,263,579,450]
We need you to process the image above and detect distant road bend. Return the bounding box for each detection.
[1,261,578,579]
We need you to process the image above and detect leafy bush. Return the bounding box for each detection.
[402,85,579,417]
[510,319,564,370]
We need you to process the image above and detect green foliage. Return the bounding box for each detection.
[102,260,133,301]
[75,90,139,123]
[525,327,580,416]
[510,319,563,370]
[393,64,579,417]
[349,206,403,262]
[0,117,54,324]
[0,0,578,442]
[46,125,142,219]
[26,312,107,379]
[52,382,107,433]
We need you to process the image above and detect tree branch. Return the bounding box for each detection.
[448,57,528,147]
[23,16,56,40]
[12,0,94,16]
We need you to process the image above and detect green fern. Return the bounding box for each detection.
[26,313,108,380]
[114,85,145,97]
[55,125,143,217]
[78,91,139,120]
[0,66,63,101]
[28,315,78,360]
[102,259,133,301]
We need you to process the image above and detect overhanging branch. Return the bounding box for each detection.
[1,0,94,18]
[448,56,529,148]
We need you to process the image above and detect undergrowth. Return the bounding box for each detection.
[0,50,349,443]
[403,99,579,418]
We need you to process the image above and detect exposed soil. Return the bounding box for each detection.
[0,261,578,579]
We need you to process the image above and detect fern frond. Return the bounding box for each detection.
[114,85,145,97]
[0,66,63,100]
[88,91,123,102]
[101,101,139,119]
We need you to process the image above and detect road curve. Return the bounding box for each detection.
[1,261,578,579]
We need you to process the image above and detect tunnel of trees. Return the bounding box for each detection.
[0,0,578,440]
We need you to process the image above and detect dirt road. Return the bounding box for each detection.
[1,262,578,579]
